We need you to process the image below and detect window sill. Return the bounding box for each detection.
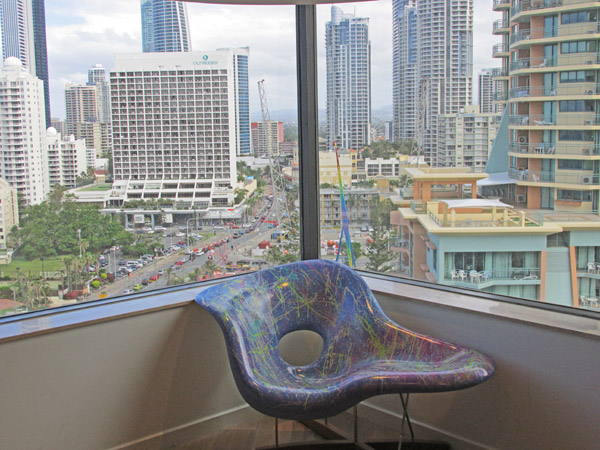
[0,272,598,344]
[363,272,600,339]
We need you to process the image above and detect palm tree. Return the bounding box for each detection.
[192,267,202,282]
[202,261,219,279]
[166,268,174,286]
[63,256,75,292]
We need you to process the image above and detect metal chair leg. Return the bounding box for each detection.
[398,393,415,450]
[353,405,358,442]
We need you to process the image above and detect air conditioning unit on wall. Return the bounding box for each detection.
[586,89,595,95]
[519,136,528,144]
[582,176,593,184]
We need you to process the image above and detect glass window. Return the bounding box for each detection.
[557,159,589,170]
[559,70,596,83]
[561,11,596,24]
[559,130,595,141]
[561,40,596,54]
[557,190,592,202]
[559,100,594,112]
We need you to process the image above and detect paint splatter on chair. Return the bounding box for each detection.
[196,260,495,448]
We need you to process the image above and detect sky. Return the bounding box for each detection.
[41,0,499,121]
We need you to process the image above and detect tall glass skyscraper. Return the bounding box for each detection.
[325,6,371,151]
[0,0,51,127]
[141,0,191,53]
[392,0,473,166]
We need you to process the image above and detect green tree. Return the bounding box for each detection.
[365,218,394,274]
[14,200,134,260]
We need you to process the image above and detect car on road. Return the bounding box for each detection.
[176,232,185,237]
[158,269,166,275]
[174,261,184,266]
[133,284,143,291]
[149,274,161,282]
[119,259,126,266]
[123,289,134,295]
[142,278,149,285]
[155,226,166,232]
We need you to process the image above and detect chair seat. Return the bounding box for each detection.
[196,260,495,420]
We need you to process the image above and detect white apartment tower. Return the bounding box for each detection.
[46,127,87,189]
[0,57,48,204]
[110,49,250,207]
[326,6,371,151]
[478,68,495,114]
[392,0,473,166]
[0,0,51,127]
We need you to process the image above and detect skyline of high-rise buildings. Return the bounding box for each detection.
[0,0,51,127]
[325,6,371,151]
[392,0,473,166]
[141,0,191,53]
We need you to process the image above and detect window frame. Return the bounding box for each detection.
[1,4,599,329]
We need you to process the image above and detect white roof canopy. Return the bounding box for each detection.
[476,172,517,186]
[440,199,513,209]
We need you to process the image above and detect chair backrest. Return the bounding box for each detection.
[197,260,468,380]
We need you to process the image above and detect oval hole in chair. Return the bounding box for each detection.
[278,330,324,367]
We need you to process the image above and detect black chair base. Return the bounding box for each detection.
[257,439,450,450]
[255,418,451,450]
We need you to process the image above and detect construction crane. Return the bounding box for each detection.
[257,80,290,233]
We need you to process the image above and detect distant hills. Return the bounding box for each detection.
[251,105,393,124]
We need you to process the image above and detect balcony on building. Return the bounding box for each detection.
[492,0,511,11]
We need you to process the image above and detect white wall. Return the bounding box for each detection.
[0,288,598,449]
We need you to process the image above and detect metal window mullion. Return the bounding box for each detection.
[296,4,320,261]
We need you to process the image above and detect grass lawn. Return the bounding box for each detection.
[79,184,112,192]
[0,257,66,278]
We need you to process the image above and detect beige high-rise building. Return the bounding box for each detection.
[0,57,49,204]
[0,178,19,251]
[493,0,600,212]
[439,105,501,172]
[65,84,98,134]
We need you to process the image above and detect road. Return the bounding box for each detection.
[83,199,380,302]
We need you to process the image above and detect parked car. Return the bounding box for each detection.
[141,278,149,286]
[123,289,134,295]
[133,284,143,291]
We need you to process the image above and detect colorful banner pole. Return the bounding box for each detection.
[334,142,356,268]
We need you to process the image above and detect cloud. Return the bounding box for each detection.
[43,0,497,119]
